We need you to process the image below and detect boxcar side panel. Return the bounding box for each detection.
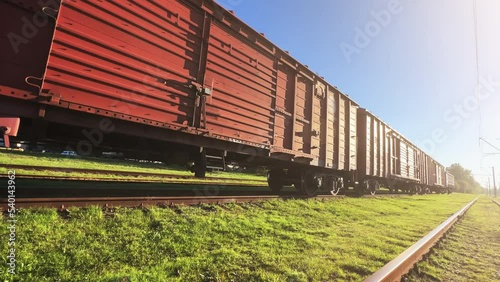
[274,64,295,150]
[408,146,415,179]
[356,110,368,177]
[325,87,336,168]
[336,95,346,170]
[40,0,203,131]
[372,117,379,176]
[331,91,357,171]
[366,115,372,174]
[204,20,275,144]
[0,0,57,93]
[400,141,408,178]
[446,172,455,188]
[429,158,437,185]
[356,109,393,180]
[312,81,327,166]
[349,104,357,171]
[436,163,445,186]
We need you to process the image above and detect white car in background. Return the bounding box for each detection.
[61,151,78,157]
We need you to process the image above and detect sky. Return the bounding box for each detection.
[218,0,500,188]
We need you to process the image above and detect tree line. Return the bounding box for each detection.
[447,163,484,194]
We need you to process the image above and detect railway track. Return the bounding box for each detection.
[364,196,479,282]
[2,195,336,208]
[2,195,323,209]
[2,193,402,209]
[7,174,268,186]
[1,164,267,184]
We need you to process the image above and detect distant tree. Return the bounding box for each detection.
[447,163,482,194]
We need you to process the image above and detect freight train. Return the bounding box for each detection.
[0,0,454,195]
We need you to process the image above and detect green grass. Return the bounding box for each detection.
[0,194,478,281]
[407,197,500,282]
[0,151,266,182]
[0,168,268,186]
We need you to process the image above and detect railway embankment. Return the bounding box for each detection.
[1,194,478,281]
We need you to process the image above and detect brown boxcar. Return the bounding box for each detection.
[445,172,455,191]
[0,0,362,194]
[427,158,448,193]
[356,109,428,194]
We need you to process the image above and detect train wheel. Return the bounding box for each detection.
[416,186,422,195]
[356,179,370,196]
[329,177,343,196]
[267,169,284,193]
[370,181,379,196]
[408,186,415,195]
[294,171,318,196]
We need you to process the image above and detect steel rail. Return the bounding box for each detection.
[364,196,479,282]
[4,174,268,186]
[492,198,500,206]
[0,164,267,183]
[3,194,343,209]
